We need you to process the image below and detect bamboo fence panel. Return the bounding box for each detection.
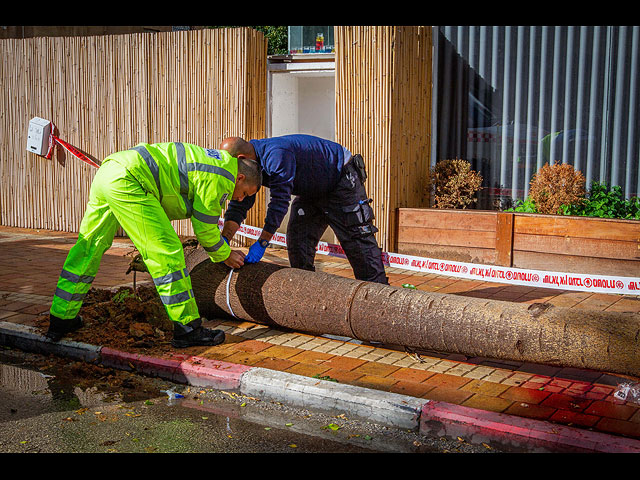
[0,28,267,240]
[334,26,432,252]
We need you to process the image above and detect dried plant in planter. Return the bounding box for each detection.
[431,159,483,209]
[528,163,586,214]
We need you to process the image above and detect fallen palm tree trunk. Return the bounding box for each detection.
[188,255,640,378]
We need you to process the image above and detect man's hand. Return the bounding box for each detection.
[224,250,246,269]
[245,240,268,264]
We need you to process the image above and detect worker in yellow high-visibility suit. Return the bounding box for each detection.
[47,142,261,348]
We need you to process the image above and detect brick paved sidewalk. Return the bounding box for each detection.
[1,225,639,440]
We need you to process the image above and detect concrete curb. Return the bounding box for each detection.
[240,367,425,432]
[2,321,640,453]
[0,321,100,363]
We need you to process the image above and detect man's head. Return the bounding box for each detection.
[232,157,261,202]
[221,136,261,201]
[220,136,256,160]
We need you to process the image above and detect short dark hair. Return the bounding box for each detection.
[238,157,262,189]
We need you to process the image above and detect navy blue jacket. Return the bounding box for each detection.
[224,135,351,234]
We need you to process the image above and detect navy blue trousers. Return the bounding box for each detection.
[286,159,388,285]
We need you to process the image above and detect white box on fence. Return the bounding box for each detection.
[26,117,51,156]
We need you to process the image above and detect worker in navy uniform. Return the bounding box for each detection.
[219,135,388,285]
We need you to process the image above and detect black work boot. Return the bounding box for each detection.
[46,314,83,342]
[171,318,225,348]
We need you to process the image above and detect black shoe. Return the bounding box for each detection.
[171,319,225,348]
[46,314,83,342]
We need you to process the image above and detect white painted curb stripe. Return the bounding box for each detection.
[239,367,424,431]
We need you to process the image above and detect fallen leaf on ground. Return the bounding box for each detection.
[323,423,341,431]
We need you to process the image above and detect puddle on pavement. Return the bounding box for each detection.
[0,350,172,421]
[0,352,388,453]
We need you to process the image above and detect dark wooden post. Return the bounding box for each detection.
[496,212,514,267]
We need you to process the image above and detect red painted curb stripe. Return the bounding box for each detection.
[420,401,640,453]
[100,347,252,389]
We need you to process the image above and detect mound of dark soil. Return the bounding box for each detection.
[38,286,176,356]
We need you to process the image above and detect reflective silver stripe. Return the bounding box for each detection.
[175,142,193,216]
[192,210,219,225]
[202,237,225,252]
[152,268,189,287]
[159,290,191,305]
[54,287,87,303]
[130,145,162,201]
[60,269,95,284]
[187,162,235,184]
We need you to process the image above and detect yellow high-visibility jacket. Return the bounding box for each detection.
[105,142,235,262]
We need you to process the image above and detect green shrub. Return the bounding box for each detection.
[507,181,640,220]
[506,197,537,213]
[561,182,640,220]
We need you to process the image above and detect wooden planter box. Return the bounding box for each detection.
[396,208,640,277]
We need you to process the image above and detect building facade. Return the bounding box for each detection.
[278,26,640,211]
[434,26,639,208]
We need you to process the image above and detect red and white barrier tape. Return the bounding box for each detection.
[220,219,640,296]
[45,122,101,168]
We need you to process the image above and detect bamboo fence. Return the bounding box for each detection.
[1,26,432,253]
[334,26,432,252]
[0,28,267,238]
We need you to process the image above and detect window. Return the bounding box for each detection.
[288,26,334,54]
[434,26,640,208]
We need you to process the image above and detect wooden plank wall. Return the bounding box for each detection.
[512,214,640,276]
[0,28,267,239]
[397,208,501,265]
[334,26,432,252]
[397,208,640,276]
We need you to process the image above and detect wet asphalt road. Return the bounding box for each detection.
[0,347,501,454]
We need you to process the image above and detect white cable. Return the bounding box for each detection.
[225,268,238,319]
